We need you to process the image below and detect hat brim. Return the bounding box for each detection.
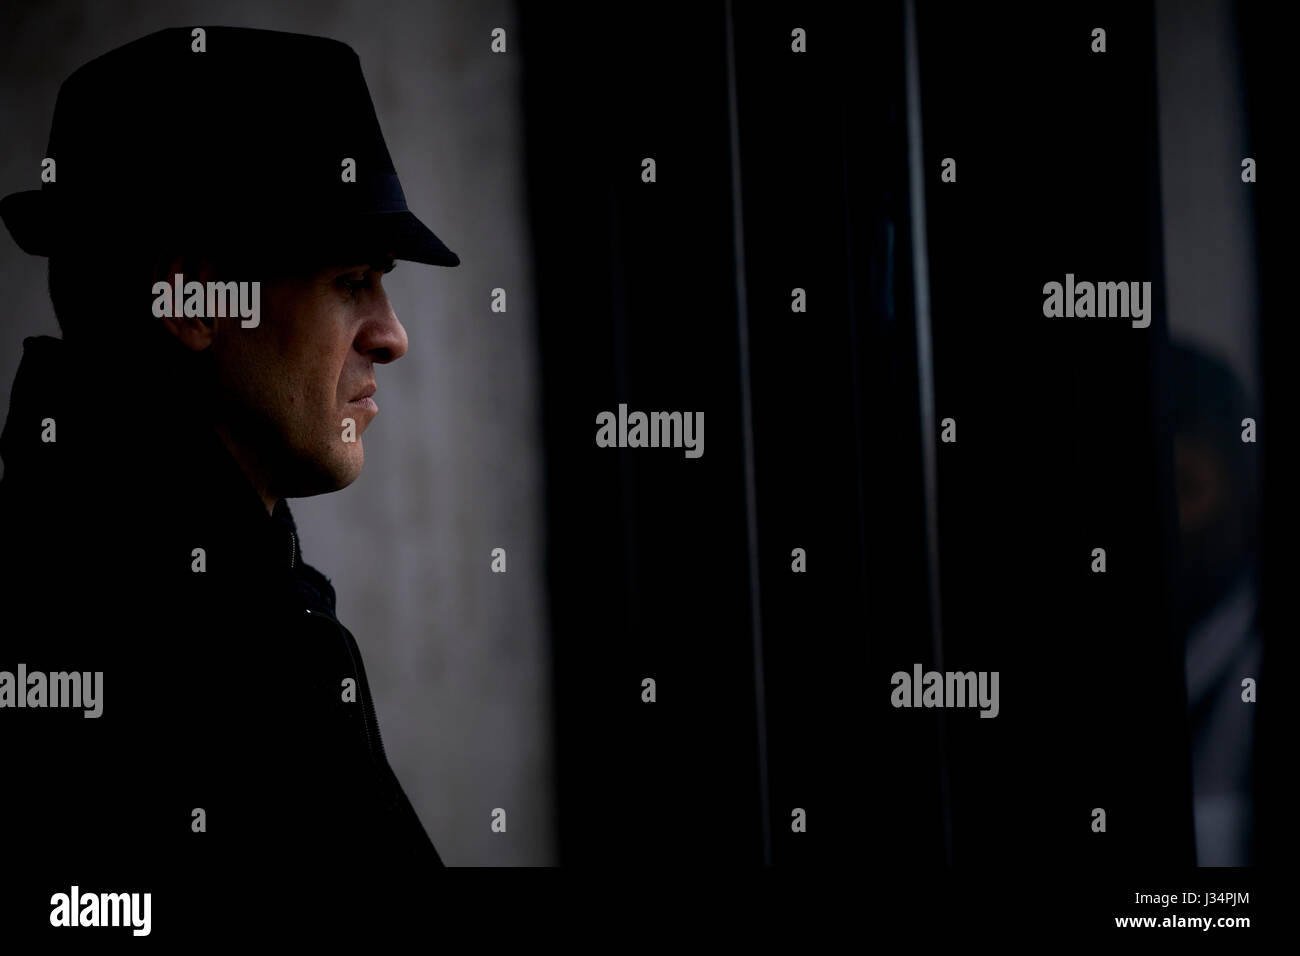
[340,209,461,268]
[0,189,460,267]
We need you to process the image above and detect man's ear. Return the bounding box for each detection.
[153,254,222,351]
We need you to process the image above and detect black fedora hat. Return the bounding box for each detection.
[0,25,459,267]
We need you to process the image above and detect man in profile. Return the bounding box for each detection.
[0,26,457,930]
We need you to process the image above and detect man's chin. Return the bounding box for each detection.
[282,447,365,498]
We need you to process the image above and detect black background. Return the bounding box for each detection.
[520,0,1281,920]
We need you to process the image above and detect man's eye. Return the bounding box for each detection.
[339,276,368,295]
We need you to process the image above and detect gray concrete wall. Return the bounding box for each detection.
[0,0,554,866]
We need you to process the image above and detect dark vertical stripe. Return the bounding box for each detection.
[903,0,953,865]
[723,0,772,866]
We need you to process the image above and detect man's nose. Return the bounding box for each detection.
[358,290,408,363]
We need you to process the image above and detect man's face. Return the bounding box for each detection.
[206,256,408,500]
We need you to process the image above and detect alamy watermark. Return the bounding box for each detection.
[152,273,260,328]
[891,663,999,718]
[595,403,704,458]
[1042,273,1151,328]
[50,885,151,936]
[0,664,102,717]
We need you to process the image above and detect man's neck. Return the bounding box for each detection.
[212,423,279,516]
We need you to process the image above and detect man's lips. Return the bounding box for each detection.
[348,385,378,412]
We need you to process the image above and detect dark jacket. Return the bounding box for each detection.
[0,335,441,935]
